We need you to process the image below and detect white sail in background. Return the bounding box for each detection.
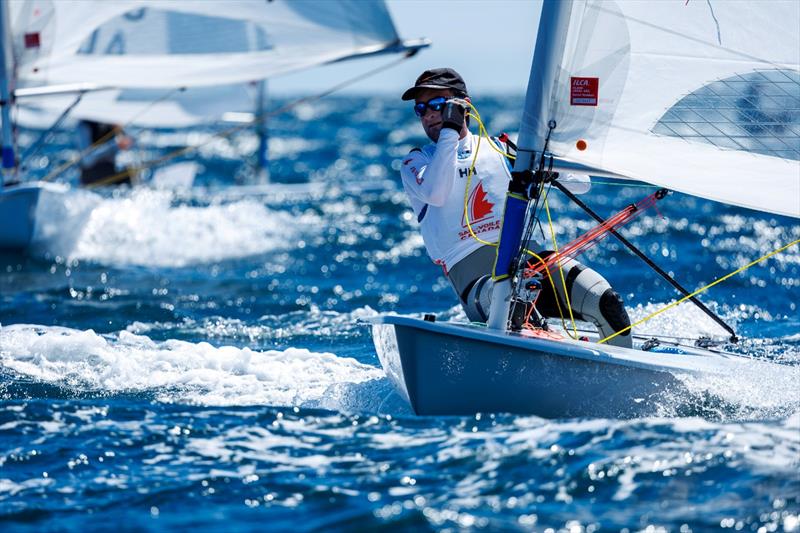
[543,0,800,217]
[9,0,424,129]
[16,84,260,129]
[10,0,409,89]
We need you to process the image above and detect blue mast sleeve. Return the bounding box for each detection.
[492,192,529,281]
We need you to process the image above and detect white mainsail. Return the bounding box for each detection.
[539,0,800,218]
[9,0,424,128]
[16,85,260,129]
[11,0,411,89]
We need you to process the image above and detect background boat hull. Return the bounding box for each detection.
[0,183,41,251]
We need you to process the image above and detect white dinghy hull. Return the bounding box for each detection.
[371,315,768,419]
[0,182,42,251]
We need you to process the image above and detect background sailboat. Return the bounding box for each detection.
[0,0,428,250]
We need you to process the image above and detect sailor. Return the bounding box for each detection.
[76,120,135,186]
[399,68,632,348]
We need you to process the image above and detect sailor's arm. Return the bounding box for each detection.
[79,142,118,169]
[400,128,460,206]
[76,122,119,168]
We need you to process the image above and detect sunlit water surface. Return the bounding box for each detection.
[2,96,798,532]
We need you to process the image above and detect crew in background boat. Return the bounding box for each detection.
[76,120,135,187]
[399,68,632,347]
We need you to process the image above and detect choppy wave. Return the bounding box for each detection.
[126,305,381,344]
[30,188,320,267]
[4,94,799,531]
[3,310,799,423]
[0,400,797,531]
[0,324,386,410]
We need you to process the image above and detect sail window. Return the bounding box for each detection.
[77,8,273,56]
[653,70,800,161]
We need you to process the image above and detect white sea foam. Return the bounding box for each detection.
[120,307,412,415]
[126,306,382,343]
[0,477,54,497]
[31,188,322,267]
[627,300,734,339]
[674,362,800,419]
[30,183,102,258]
[0,324,383,409]
[547,299,800,418]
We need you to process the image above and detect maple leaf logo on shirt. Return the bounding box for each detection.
[462,181,495,227]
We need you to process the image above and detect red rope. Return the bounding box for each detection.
[523,190,660,279]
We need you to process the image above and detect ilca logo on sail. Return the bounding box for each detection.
[571,77,599,106]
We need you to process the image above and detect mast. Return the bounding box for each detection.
[0,0,16,188]
[487,0,574,330]
[256,79,270,183]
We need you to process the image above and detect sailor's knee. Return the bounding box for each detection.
[565,266,631,347]
[462,275,493,322]
[599,288,631,335]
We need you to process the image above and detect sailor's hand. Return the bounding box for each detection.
[116,135,134,150]
[441,100,467,132]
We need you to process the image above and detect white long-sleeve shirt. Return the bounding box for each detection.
[400,130,511,272]
[400,129,592,272]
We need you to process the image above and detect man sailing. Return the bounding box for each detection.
[399,68,632,347]
[76,120,135,186]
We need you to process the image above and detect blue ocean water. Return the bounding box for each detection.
[1,95,799,532]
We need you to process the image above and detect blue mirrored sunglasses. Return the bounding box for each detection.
[413,96,448,117]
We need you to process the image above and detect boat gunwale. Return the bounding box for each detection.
[366,314,756,376]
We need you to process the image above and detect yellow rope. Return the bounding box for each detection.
[53,55,414,187]
[460,112,496,246]
[460,102,579,332]
[598,238,800,344]
[459,101,520,247]
[543,189,579,338]
[43,87,185,183]
[522,248,573,332]
[43,126,120,183]
[448,101,798,344]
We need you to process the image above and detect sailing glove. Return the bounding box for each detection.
[441,100,466,132]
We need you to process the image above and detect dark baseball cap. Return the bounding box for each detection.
[401,68,468,101]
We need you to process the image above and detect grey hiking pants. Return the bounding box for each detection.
[446,244,633,348]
